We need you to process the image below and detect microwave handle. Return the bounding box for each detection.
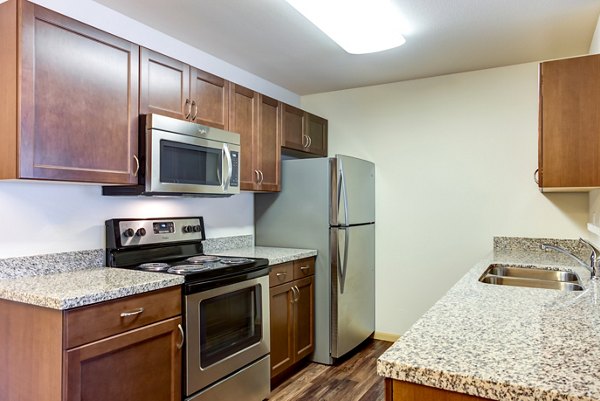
[223,143,233,190]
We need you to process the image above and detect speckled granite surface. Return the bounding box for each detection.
[0,249,105,280]
[0,268,183,310]
[203,235,254,253]
[209,246,317,265]
[378,237,600,401]
[0,235,310,310]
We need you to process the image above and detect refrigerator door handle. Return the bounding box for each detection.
[338,158,349,226]
[338,227,350,294]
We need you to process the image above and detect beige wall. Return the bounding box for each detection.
[302,63,588,335]
[589,14,600,54]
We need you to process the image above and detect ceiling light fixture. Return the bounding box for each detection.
[285,0,407,55]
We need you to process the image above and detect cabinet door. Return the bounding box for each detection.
[191,68,229,129]
[256,94,281,192]
[539,54,600,190]
[269,282,294,378]
[306,113,328,157]
[64,317,182,401]
[20,2,139,184]
[140,47,190,120]
[229,83,258,190]
[281,103,306,152]
[293,276,315,361]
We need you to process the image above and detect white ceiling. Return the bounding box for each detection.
[93,0,600,95]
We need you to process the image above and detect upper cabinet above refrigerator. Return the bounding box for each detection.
[330,155,375,227]
[281,103,328,158]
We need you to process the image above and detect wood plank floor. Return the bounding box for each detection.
[269,339,393,401]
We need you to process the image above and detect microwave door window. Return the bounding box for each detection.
[160,140,222,186]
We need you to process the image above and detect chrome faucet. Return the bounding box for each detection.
[540,238,600,279]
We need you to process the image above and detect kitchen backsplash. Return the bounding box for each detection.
[494,236,590,266]
[0,249,105,280]
[0,235,254,280]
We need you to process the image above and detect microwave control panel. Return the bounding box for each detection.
[230,151,239,187]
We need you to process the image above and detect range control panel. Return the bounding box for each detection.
[108,217,205,248]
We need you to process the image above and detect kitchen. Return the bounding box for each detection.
[1,0,600,400]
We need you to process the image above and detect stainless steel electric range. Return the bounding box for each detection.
[105,217,270,401]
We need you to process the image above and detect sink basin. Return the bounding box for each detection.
[479,264,583,291]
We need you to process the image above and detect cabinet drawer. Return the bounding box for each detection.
[269,262,294,287]
[64,286,181,349]
[293,257,315,279]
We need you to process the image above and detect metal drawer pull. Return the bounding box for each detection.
[300,266,310,271]
[177,324,185,350]
[276,272,287,279]
[120,307,144,318]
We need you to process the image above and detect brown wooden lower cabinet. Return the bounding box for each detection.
[385,379,494,401]
[0,286,182,401]
[269,257,315,380]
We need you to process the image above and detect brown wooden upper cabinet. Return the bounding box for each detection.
[538,54,600,192]
[0,0,139,184]
[229,83,281,192]
[140,48,229,130]
[281,103,328,157]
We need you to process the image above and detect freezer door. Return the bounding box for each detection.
[330,223,375,359]
[331,155,375,226]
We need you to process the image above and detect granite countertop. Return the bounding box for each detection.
[210,246,317,265]
[0,239,313,311]
[377,237,600,401]
[0,268,183,310]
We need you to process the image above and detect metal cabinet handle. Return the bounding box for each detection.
[177,324,185,350]
[293,285,300,302]
[300,266,310,271]
[120,307,144,318]
[276,272,287,279]
[191,100,198,121]
[290,286,298,303]
[254,169,260,184]
[307,135,312,148]
[534,168,539,185]
[184,99,192,119]
[133,155,140,177]
[302,134,308,148]
[258,170,264,184]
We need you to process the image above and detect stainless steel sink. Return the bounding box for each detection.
[479,264,583,291]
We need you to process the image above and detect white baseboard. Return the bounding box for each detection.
[373,331,401,342]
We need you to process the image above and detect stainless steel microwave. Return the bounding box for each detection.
[103,114,240,197]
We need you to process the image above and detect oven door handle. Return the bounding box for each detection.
[177,323,185,350]
[222,143,232,191]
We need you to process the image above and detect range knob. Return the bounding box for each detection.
[123,228,135,238]
[136,228,146,237]
[182,225,192,233]
[193,225,202,232]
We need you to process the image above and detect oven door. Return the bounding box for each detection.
[185,274,270,396]
[147,128,240,195]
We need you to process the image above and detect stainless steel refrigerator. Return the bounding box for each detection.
[255,155,375,365]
